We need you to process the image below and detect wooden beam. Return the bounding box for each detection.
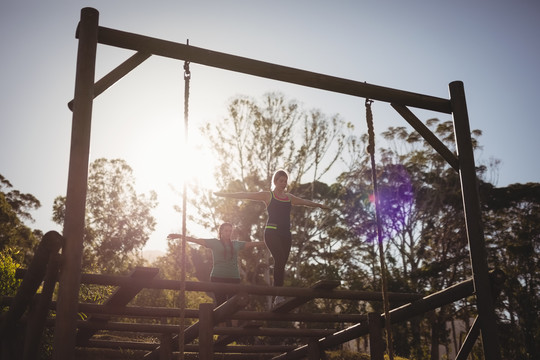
[80,23,452,114]
[49,318,337,338]
[272,280,340,313]
[76,348,274,360]
[54,8,99,360]
[391,103,459,171]
[4,297,367,323]
[449,81,501,360]
[76,267,159,345]
[213,327,334,338]
[51,300,369,323]
[69,272,423,302]
[455,316,480,360]
[84,340,295,354]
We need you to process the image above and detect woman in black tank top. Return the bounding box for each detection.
[214,169,330,303]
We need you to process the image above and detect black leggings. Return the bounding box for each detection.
[264,229,292,287]
[210,277,241,307]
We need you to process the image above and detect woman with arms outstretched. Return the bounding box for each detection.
[214,169,330,305]
[168,222,266,307]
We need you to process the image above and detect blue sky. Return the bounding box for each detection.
[1,1,539,252]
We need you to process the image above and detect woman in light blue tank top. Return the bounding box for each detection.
[168,223,266,307]
[214,170,330,305]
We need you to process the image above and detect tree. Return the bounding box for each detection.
[0,174,41,264]
[52,158,157,274]
[481,182,540,360]
[337,120,485,358]
[190,92,347,289]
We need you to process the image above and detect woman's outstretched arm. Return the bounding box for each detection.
[167,234,206,246]
[289,194,331,210]
[214,191,271,204]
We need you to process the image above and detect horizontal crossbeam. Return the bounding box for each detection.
[80,25,452,114]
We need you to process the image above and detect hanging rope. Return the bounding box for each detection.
[365,99,394,360]
[178,40,191,360]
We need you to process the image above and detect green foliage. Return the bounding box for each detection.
[0,174,41,264]
[0,248,22,297]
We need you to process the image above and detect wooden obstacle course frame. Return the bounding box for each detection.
[1,6,503,360]
[3,257,504,359]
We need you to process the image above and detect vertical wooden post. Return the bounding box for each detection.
[198,303,214,360]
[23,253,61,360]
[159,333,173,360]
[368,312,384,360]
[53,7,98,360]
[307,339,326,360]
[158,317,172,360]
[449,81,501,360]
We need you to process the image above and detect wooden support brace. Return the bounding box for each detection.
[455,316,480,360]
[67,51,151,110]
[391,103,459,171]
[368,312,384,360]
[76,267,159,345]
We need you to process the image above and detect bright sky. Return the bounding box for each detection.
[1,1,539,253]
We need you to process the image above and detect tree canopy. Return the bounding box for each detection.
[0,174,41,264]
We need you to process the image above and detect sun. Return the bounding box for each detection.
[126,121,217,252]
